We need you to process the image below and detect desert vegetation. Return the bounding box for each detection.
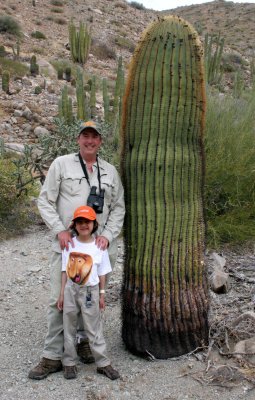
[0,1,254,249]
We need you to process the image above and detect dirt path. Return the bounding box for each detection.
[0,225,254,400]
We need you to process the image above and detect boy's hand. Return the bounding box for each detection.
[99,294,105,310]
[57,295,64,311]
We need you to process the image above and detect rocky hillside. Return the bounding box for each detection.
[0,0,254,149]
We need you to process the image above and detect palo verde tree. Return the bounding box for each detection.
[121,16,209,358]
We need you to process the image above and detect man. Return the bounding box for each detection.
[29,120,125,380]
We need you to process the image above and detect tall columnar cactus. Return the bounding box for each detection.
[89,75,96,117]
[76,69,89,120]
[121,16,208,359]
[204,33,224,85]
[103,78,110,124]
[65,66,71,82]
[2,70,10,94]
[68,20,91,64]
[58,85,73,125]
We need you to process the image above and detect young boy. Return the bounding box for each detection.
[57,205,120,380]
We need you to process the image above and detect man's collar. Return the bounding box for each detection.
[74,153,105,170]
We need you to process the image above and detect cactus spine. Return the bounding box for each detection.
[69,20,91,64]
[121,16,208,358]
[2,70,10,93]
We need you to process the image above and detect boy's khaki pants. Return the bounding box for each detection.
[62,281,110,367]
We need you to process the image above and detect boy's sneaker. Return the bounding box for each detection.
[28,357,62,380]
[77,339,95,364]
[63,365,77,380]
[97,365,120,380]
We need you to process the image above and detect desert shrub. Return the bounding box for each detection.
[0,57,28,77]
[45,16,54,21]
[31,46,45,55]
[129,1,145,10]
[0,45,7,57]
[31,30,46,39]
[54,17,67,25]
[0,155,38,240]
[50,7,63,13]
[50,0,64,5]
[34,85,42,94]
[50,59,77,79]
[221,52,247,74]
[115,2,128,9]
[91,41,116,60]
[114,35,135,52]
[0,15,22,36]
[205,88,255,247]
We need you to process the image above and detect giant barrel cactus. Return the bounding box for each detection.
[121,16,208,359]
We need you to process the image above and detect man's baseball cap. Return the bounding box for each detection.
[71,206,97,225]
[78,120,102,136]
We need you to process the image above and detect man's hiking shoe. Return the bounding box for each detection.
[77,339,95,364]
[63,365,77,380]
[97,365,120,380]
[28,357,62,380]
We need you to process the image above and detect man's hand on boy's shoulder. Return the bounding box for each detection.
[95,235,109,251]
[58,230,74,250]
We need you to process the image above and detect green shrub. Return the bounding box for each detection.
[34,85,42,94]
[0,15,22,36]
[114,35,135,52]
[0,156,38,240]
[0,45,7,57]
[50,7,63,13]
[50,59,76,78]
[54,17,67,25]
[91,41,116,60]
[129,1,145,10]
[0,57,28,77]
[205,89,255,247]
[31,30,46,39]
[50,0,64,5]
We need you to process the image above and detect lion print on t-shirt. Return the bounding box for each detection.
[67,252,93,285]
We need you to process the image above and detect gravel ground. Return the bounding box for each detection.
[0,224,254,400]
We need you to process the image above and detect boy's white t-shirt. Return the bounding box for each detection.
[62,237,112,286]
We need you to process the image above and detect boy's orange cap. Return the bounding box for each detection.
[72,206,97,221]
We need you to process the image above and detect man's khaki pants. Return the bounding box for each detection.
[62,281,110,367]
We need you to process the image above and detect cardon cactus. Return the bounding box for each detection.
[2,70,10,94]
[121,16,208,359]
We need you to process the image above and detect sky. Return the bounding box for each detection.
[127,0,255,12]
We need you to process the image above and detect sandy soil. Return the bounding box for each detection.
[0,224,254,400]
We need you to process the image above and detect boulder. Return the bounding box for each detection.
[34,126,49,137]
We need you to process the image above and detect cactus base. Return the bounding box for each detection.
[122,291,208,358]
